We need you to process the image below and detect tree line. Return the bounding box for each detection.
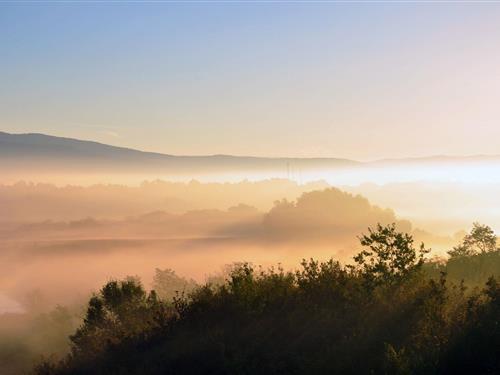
[36,223,500,374]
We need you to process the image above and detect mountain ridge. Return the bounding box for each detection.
[0,132,359,162]
[3,131,500,163]
[0,132,358,174]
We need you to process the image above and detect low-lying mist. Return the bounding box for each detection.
[0,185,455,309]
[0,177,486,374]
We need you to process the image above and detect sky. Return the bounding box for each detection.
[1,1,500,161]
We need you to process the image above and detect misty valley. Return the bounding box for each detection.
[3,2,500,373]
[1,173,499,374]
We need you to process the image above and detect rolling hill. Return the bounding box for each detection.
[0,131,358,174]
[2,131,500,183]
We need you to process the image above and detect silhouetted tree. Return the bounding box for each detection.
[448,222,497,257]
[352,223,430,286]
[70,278,169,361]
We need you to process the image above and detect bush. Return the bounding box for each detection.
[36,225,500,374]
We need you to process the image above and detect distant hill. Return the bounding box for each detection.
[372,154,500,165]
[2,131,500,182]
[0,132,358,174]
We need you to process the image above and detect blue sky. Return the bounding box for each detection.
[1,2,500,159]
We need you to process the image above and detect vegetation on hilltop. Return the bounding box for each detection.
[35,224,500,375]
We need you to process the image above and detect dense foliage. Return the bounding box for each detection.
[36,224,500,374]
[425,222,500,288]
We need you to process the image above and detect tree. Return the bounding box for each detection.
[70,278,168,358]
[448,222,497,258]
[352,223,430,285]
[152,268,198,301]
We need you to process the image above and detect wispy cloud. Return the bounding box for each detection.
[100,130,120,139]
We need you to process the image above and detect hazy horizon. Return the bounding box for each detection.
[5,130,500,161]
